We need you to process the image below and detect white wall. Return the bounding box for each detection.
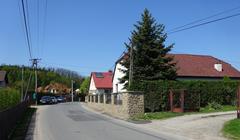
[89,76,97,94]
[113,62,127,93]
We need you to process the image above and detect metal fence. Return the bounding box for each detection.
[0,101,29,140]
[106,94,111,104]
[100,94,104,103]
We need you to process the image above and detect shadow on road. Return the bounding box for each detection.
[25,108,37,140]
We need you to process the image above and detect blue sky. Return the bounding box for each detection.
[0,0,240,76]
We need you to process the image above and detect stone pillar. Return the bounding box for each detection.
[111,94,115,105]
[103,94,106,104]
[98,95,101,103]
[122,91,144,118]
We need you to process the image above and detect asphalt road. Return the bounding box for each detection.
[27,103,185,140]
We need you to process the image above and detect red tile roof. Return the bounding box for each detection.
[171,54,240,78]
[91,72,113,89]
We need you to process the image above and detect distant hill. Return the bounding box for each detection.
[0,65,83,91]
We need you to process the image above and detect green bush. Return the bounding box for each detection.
[204,101,223,111]
[0,88,21,111]
[130,80,239,112]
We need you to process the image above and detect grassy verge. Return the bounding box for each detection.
[223,119,240,140]
[200,105,236,113]
[133,112,184,120]
[133,105,236,120]
[9,107,36,140]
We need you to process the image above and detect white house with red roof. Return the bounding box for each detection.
[89,71,113,95]
[113,54,240,93]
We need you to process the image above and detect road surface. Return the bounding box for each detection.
[26,102,185,140]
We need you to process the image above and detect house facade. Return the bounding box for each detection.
[113,54,240,93]
[89,71,113,95]
[0,71,7,88]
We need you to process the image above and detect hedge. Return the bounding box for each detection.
[0,88,21,111]
[129,80,239,112]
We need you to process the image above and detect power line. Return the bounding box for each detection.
[37,0,40,57]
[20,0,33,59]
[40,0,48,58]
[168,12,240,34]
[167,6,240,33]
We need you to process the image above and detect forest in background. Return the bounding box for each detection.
[0,65,84,92]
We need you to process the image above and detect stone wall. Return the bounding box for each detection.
[86,91,144,119]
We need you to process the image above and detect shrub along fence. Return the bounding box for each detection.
[0,88,21,111]
[130,80,239,112]
[0,101,29,140]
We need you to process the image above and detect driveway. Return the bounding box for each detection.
[25,102,186,140]
[136,111,236,140]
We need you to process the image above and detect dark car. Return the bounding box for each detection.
[56,96,65,103]
[51,96,58,104]
[40,96,52,104]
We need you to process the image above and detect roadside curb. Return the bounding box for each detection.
[81,103,191,140]
[201,112,236,118]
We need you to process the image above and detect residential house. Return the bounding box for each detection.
[0,71,7,88]
[113,54,240,93]
[89,71,113,95]
[38,83,71,94]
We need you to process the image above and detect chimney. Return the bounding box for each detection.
[214,64,223,72]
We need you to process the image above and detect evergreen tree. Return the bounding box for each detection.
[120,9,177,88]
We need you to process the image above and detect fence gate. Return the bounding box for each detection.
[169,89,185,113]
[237,86,240,119]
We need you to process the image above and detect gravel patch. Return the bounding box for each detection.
[136,112,236,140]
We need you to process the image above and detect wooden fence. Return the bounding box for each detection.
[0,101,29,140]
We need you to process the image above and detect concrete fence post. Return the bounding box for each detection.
[93,95,96,103]
[103,94,106,104]
[89,95,92,103]
[98,95,100,103]
[111,94,115,105]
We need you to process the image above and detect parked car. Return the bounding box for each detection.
[40,96,52,104]
[56,96,65,102]
[51,96,58,104]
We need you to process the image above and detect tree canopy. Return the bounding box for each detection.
[79,77,90,95]
[120,9,177,88]
[0,65,83,92]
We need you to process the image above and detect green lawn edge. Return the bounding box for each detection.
[132,105,236,121]
[222,119,240,140]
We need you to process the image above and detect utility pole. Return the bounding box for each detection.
[71,80,74,102]
[21,66,24,102]
[30,58,41,105]
[129,43,134,87]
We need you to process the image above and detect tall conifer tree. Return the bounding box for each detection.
[120,9,177,88]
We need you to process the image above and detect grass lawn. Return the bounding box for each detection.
[9,107,36,140]
[223,119,240,140]
[200,105,236,113]
[133,112,184,120]
[133,105,236,120]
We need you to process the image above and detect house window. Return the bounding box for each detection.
[95,72,104,78]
